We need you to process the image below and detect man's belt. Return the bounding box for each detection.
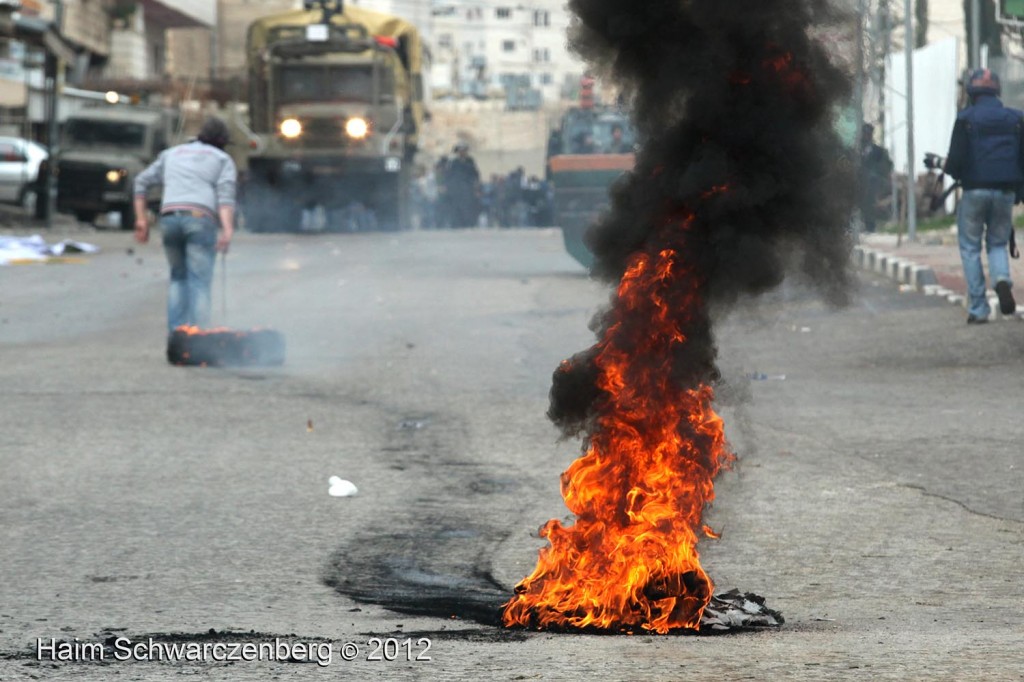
[161,209,209,218]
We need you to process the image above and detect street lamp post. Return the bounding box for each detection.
[970,0,981,68]
[42,0,64,228]
[904,0,917,241]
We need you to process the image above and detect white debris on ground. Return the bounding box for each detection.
[700,589,785,631]
[328,476,358,497]
[0,235,99,265]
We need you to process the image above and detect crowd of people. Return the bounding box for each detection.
[412,144,554,229]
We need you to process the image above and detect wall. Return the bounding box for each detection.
[61,0,113,57]
[107,4,147,79]
[429,0,583,102]
[424,99,556,177]
[216,0,299,79]
[167,28,213,80]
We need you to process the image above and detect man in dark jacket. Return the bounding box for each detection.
[858,123,892,233]
[446,143,480,228]
[944,68,1021,323]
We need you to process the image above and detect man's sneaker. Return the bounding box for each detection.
[995,280,1016,315]
[967,314,989,325]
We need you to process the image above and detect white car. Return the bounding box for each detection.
[0,137,48,211]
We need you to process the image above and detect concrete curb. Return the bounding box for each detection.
[852,244,1023,321]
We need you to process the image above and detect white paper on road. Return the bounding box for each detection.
[328,476,358,497]
[0,234,100,265]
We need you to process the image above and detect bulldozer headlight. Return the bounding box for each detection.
[344,117,369,139]
[280,118,303,138]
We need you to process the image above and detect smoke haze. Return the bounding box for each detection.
[550,0,855,435]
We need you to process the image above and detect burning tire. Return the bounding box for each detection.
[167,326,286,367]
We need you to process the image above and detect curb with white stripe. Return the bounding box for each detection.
[852,245,1022,321]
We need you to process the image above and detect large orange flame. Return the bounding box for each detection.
[503,235,733,633]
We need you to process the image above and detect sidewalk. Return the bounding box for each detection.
[856,229,1024,321]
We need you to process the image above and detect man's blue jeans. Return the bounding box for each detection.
[160,212,218,334]
[957,188,1014,319]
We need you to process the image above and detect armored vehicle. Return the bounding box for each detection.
[244,0,425,232]
[56,107,180,227]
[547,106,636,268]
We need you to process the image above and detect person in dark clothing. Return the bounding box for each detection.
[608,123,632,153]
[944,68,1021,323]
[503,166,527,226]
[572,131,597,154]
[481,173,501,227]
[858,123,892,234]
[434,155,451,229]
[447,143,481,228]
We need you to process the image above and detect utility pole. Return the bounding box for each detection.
[43,0,64,229]
[853,0,866,241]
[855,0,866,133]
[905,0,917,241]
[878,0,899,224]
[970,0,981,68]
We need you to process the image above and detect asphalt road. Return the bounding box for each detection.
[0,226,1021,680]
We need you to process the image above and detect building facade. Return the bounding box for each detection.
[428,0,583,104]
[215,0,298,80]
[107,0,214,80]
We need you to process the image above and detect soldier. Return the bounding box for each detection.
[858,123,892,234]
[446,143,481,228]
[608,123,631,153]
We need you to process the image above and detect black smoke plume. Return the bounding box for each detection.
[551,0,855,435]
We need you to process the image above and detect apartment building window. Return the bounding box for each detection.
[502,40,515,52]
[532,48,550,63]
[496,7,512,19]
[540,73,553,85]
[438,34,453,49]
[533,10,550,26]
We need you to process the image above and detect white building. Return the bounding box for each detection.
[352,0,585,104]
[347,0,434,44]
[431,0,582,103]
[226,0,586,103]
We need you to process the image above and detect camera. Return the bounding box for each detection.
[923,152,945,171]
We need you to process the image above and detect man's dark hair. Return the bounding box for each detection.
[197,117,230,149]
